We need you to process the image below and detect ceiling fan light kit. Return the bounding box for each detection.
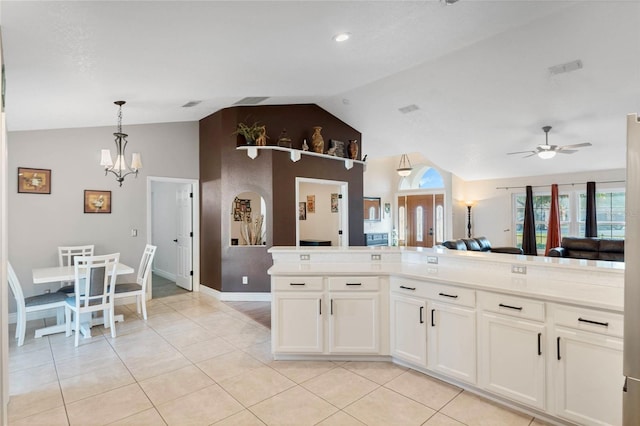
[507,125,592,160]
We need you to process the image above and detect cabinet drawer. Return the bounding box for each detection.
[328,276,379,291]
[425,284,475,308]
[552,304,623,338]
[479,292,545,322]
[391,278,431,299]
[273,276,324,291]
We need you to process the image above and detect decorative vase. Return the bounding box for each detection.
[311,127,324,153]
[348,139,358,160]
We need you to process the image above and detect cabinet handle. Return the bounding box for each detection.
[431,309,436,327]
[419,306,424,324]
[537,333,542,356]
[438,292,458,299]
[557,336,561,360]
[289,283,305,286]
[319,299,322,315]
[498,303,523,311]
[400,285,416,291]
[578,317,609,327]
[346,283,362,286]
[330,299,333,315]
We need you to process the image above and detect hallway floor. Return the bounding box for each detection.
[8,292,548,425]
[151,273,190,299]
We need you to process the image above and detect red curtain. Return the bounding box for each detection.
[545,184,561,256]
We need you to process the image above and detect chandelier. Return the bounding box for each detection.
[100,101,142,186]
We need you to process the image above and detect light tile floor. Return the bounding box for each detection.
[8,292,548,425]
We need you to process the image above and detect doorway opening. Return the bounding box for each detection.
[147,176,200,298]
[296,177,349,247]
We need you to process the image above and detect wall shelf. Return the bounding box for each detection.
[237,145,365,170]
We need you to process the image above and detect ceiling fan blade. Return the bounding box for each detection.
[559,142,592,150]
[507,150,536,155]
[557,149,578,154]
[523,152,538,158]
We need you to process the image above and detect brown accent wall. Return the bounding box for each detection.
[199,104,363,293]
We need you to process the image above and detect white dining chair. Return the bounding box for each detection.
[65,253,119,347]
[57,244,95,294]
[8,262,68,346]
[114,244,156,320]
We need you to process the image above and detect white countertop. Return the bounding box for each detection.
[268,246,624,312]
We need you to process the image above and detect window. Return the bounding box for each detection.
[513,189,624,251]
[416,206,424,242]
[398,206,406,241]
[436,205,444,244]
[578,191,625,239]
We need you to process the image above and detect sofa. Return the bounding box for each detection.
[442,237,524,255]
[547,237,624,262]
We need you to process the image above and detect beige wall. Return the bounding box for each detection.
[7,121,199,313]
[363,154,625,248]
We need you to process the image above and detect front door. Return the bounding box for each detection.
[407,195,434,247]
[175,184,193,291]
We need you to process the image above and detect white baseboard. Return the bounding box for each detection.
[199,285,271,302]
[153,269,177,281]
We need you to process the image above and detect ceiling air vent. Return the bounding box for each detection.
[233,97,269,106]
[548,59,583,76]
[181,100,202,108]
[399,104,419,114]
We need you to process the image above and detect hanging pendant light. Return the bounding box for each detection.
[397,154,413,177]
[100,101,142,187]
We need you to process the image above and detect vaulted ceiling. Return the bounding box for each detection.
[2,1,638,180]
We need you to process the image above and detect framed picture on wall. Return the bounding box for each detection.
[299,202,307,220]
[331,193,339,213]
[233,197,251,221]
[17,167,51,194]
[307,195,315,213]
[84,190,111,213]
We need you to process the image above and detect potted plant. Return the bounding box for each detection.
[233,121,264,145]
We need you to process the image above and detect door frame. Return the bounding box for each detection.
[147,176,200,296]
[295,177,349,247]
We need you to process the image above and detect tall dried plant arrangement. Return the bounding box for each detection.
[240,212,265,245]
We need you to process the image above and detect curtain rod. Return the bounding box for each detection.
[496,180,625,190]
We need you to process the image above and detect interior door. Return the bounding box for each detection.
[407,195,434,247]
[175,184,193,291]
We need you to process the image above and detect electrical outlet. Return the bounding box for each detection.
[242,276,248,285]
[511,265,527,274]
[300,254,310,261]
[371,254,381,261]
[427,256,438,264]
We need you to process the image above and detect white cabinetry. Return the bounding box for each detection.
[550,304,623,426]
[328,277,380,354]
[272,275,384,356]
[272,277,324,353]
[390,293,427,366]
[390,278,476,384]
[478,292,546,410]
[427,287,476,384]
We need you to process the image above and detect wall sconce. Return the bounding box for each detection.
[100,101,142,187]
[397,154,413,177]
[465,200,475,238]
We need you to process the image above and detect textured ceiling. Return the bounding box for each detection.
[1,1,638,180]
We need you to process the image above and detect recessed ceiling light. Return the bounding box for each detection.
[333,32,351,42]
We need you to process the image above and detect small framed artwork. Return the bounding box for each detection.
[385,202,391,215]
[17,167,51,194]
[233,197,251,221]
[331,193,339,213]
[299,202,307,220]
[84,190,111,214]
[307,195,315,213]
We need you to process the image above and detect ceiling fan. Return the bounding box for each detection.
[507,126,592,159]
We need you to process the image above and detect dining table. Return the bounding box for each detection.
[32,262,135,339]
